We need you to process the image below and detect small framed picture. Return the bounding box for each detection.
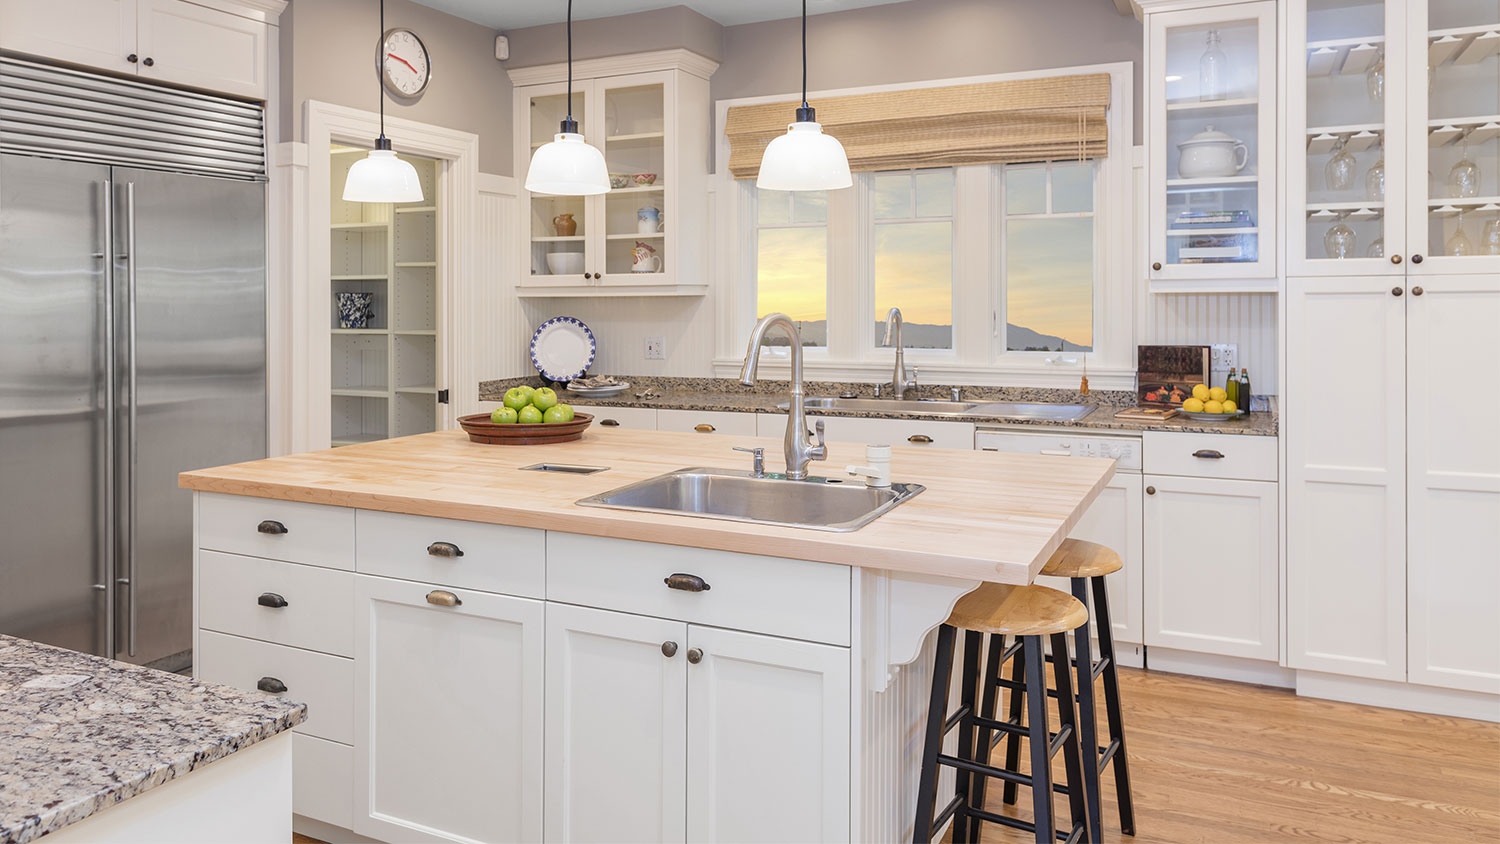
[1137,345,1210,407]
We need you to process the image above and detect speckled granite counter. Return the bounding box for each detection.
[0,635,305,844]
[479,376,1278,437]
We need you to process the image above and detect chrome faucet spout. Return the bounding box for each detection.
[739,313,824,480]
[882,307,917,400]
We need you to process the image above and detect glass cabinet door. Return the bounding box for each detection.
[594,74,669,283]
[1406,0,1500,272]
[1291,0,1407,274]
[1148,1,1276,283]
[527,86,592,283]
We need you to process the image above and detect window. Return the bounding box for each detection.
[1001,162,1095,353]
[755,189,828,346]
[873,169,953,349]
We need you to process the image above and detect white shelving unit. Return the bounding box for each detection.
[329,145,442,447]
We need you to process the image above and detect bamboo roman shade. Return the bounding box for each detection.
[725,73,1110,180]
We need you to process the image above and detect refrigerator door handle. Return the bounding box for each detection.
[123,181,138,658]
[100,178,117,659]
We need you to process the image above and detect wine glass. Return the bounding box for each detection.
[1366,237,1385,258]
[1446,210,1474,256]
[1324,220,1357,258]
[1326,140,1357,191]
[1483,218,1500,255]
[1365,155,1385,201]
[1366,52,1385,103]
[1448,140,1480,198]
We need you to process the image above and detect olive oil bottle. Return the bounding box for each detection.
[1224,370,1240,408]
[1239,368,1252,411]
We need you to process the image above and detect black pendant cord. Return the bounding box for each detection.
[376,0,390,149]
[795,0,814,123]
[562,0,577,134]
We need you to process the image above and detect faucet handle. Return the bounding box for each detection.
[809,420,827,460]
[732,446,766,477]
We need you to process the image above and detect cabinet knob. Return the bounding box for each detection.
[1151,262,1162,271]
[664,572,711,592]
[126,53,138,63]
[592,272,601,280]
[425,589,462,607]
[1411,254,1424,264]
[142,57,154,67]
[256,676,287,694]
[686,648,704,664]
[599,418,620,427]
[908,434,934,444]
[1412,286,1424,296]
[693,423,716,433]
[581,273,590,281]
[1391,254,1403,264]
[661,641,678,658]
[426,541,464,558]
[1392,286,1404,297]
[257,592,288,609]
[1146,485,1156,495]
[257,519,288,535]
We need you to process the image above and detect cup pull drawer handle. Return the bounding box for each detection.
[908,434,934,444]
[694,423,716,433]
[256,676,287,694]
[425,590,462,607]
[1191,449,1225,459]
[257,592,288,609]
[664,573,711,592]
[427,541,464,558]
[600,419,621,427]
[257,520,288,535]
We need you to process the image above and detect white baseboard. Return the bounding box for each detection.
[1145,646,1295,688]
[1296,670,1500,723]
[292,816,383,844]
[1113,640,1145,669]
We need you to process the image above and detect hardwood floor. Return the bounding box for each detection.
[293,667,1499,844]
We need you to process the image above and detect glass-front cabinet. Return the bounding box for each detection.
[512,55,716,296]
[1146,1,1278,287]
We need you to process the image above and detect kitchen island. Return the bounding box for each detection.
[0,635,303,844]
[180,427,1114,843]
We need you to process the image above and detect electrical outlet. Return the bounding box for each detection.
[644,336,666,360]
[1210,343,1238,371]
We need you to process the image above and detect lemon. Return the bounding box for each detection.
[1191,384,1210,402]
[1204,399,1225,414]
[1182,397,1205,412]
[1222,399,1238,413]
[1209,387,1228,402]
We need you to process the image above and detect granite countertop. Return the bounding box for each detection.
[478,376,1278,437]
[0,635,305,844]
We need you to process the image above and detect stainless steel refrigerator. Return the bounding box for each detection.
[0,154,267,671]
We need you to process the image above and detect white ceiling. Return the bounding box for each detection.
[409,0,914,30]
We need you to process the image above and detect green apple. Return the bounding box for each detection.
[532,387,559,411]
[517,404,544,425]
[543,404,575,424]
[490,406,518,424]
[503,386,533,411]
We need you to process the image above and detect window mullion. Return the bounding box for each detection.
[951,165,990,367]
[825,178,862,361]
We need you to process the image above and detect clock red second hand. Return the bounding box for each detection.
[387,53,418,74]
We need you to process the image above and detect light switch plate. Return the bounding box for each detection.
[644,336,665,360]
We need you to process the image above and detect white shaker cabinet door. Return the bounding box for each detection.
[136,0,269,99]
[1285,276,1407,680]
[1038,473,1144,645]
[685,625,851,844]
[0,0,138,75]
[545,603,688,844]
[354,576,544,844]
[1406,275,1500,694]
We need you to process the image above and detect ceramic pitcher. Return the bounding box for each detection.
[631,241,662,273]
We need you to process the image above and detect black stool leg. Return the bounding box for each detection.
[1050,631,1091,844]
[951,630,983,844]
[1070,579,1104,844]
[913,624,957,843]
[1001,637,1026,806]
[1091,576,1136,836]
[1023,635,1054,844]
[968,633,1006,840]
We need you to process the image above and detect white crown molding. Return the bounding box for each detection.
[189,0,287,24]
[1132,0,1252,17]
[506,48,719,87]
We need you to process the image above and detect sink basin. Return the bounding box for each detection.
[576,467,925,532]
[781,397,979,415]
[963,402,1094,422]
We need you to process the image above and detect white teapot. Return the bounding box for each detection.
[1177,125,1249,179]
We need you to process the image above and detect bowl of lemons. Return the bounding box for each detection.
[1178,384,1247,421]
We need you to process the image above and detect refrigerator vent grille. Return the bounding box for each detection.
[0,55,266,180]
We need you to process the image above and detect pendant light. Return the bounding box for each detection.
[343,0,424,203]
[524,0,610,195]
[756,0,852,191]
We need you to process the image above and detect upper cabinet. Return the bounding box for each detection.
[1288,0,1500,275]
[510,51,717,297]
[1144,0,1278,290]
[0,0,276,101]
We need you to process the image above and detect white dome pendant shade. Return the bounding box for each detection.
[525,121,610,196]
[343,138,424,203]
[756,109,852,191]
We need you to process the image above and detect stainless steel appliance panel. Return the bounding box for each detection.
[112,167,266,669]
[0,154,112,656]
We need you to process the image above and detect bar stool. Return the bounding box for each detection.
[913,583,1091,844]
[980,540,1136,844]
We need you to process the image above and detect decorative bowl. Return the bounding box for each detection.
[609,174,632,189]
[457,412,594,445]
[545,252,585,275]
[632,172,658,186]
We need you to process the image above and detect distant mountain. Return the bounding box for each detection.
[1006,323,1091,352]
[754,319,1089,352]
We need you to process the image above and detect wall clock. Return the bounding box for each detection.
[378,27,430,99]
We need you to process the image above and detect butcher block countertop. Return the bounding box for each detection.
[179,428,1115,584]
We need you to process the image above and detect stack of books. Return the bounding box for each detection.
[1174,209,1253,228]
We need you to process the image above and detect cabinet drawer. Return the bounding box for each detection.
[761,413,975,450]
[198,550,354,656]
[293,733,353,829]
[199,493,355,570]
[546,533,851,646]
[570,404,657,430]
[196,630,353,745]
[655,409,759,436]
[356,510,545,598]
[1143,432,1277,481]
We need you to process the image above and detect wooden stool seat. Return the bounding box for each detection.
[1040,538,1123,579]
[947,583,1088,636]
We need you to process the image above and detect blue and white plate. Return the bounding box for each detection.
[530,316,596,382]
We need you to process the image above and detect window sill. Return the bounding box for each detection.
[711,358,1136,392]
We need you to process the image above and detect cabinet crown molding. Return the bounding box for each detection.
[506,48,719,86]
[1133,0,1253,16]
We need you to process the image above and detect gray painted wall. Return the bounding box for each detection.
[280,0,512,174]
[502,5,723,67]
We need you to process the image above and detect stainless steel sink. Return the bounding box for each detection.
[781,396,980,416]
[963,402,1095,422]
[576,467,925,532]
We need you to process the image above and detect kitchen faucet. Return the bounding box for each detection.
[882,307,918,400]
[739,313,827,480]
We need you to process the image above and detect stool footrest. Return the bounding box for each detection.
[963,805,1085,844]
[942,705,970,735]
[972,712,1027,737]
[1047,723,1074,758]
[932,793,965,831]
[936,753,1030,787]
[1098,736,1122,773]
[1092,654,1111,681]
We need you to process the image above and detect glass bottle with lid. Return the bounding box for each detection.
[1199,29,1227,102]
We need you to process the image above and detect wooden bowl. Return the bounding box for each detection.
[457,412,594,445]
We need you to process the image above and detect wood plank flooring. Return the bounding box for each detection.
[294,667,1499,844]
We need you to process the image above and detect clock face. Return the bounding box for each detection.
[380,28,430,98]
